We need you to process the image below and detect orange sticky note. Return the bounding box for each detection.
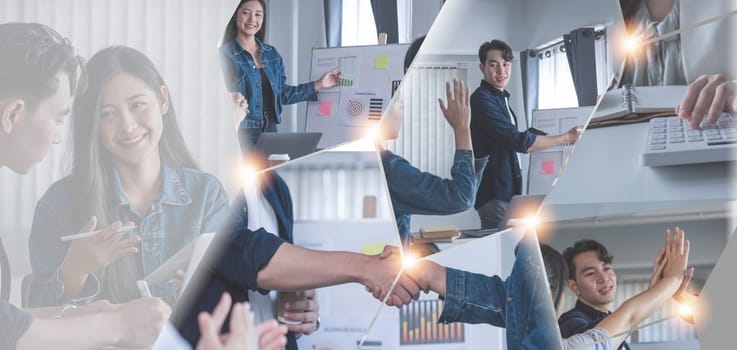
[318,101,332,116]
[541,160,555,175]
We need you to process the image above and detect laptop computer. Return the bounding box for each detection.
[461,194,546,238]
[255,132,322,160]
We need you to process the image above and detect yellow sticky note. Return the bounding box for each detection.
[361,242,387,255]
[375,55,389,70]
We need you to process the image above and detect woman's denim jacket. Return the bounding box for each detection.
[219,37,318,129]
[27,165,229,307]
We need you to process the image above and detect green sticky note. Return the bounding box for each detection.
[362,242,387,255]
[375,55,390,70]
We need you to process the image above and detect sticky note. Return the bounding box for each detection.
[318,101,332,116]
[541,160,555,175]
[362,243,387,255]
[375,55,389,70]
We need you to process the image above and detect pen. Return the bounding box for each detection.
[60,223,137,242]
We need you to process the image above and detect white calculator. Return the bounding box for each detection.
[642,113,737,167]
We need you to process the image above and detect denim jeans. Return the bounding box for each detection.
[477,199,509,229]
[439,231,562,350]
[237,117,278,156]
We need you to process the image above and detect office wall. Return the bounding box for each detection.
[266,0,325,133]
[521,0,620,49]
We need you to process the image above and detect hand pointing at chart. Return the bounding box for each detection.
[315,67,341,90]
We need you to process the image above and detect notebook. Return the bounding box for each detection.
[592,85,687,123]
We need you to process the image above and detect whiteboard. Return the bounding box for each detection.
[528,106,593,195]
[305,44,409,149]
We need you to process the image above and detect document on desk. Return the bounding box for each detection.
[145,232,215,287]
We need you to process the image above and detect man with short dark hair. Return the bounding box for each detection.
[558,239,630,350]
[471,39,582,229]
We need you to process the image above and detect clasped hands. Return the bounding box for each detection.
[362,246,446,307]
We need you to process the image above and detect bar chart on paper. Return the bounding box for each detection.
[399,299,465,345]
[337,56,359,87]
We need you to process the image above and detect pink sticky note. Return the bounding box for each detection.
[318,101,332,116]
[541,160,555,175]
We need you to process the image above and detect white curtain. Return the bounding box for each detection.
[537,45,578,110]
[594,29,610,95]
[278,153,390,221]
[397,0,412,43]
[341,0,379,46]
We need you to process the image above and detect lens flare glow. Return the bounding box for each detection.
[679,303,694,317]
[623,35,641,53]
[403,253,419,268]
[524,215,539,229]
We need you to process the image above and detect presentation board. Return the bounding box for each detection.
[528,106,593,195]
[305,44,409,148]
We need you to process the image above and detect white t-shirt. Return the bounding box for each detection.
[243,178,280,325]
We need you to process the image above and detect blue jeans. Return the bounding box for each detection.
[237,118,278,157]
[439,232,562,349]
[477,199,509,229]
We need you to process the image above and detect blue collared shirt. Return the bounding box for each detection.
[471,80,537,206]
[439,234,562,349]
[174,171,299,350]
[381,148,487,243]
[218,37,318,129]
[27,164,229,307]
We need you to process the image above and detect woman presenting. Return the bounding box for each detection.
[219,0,340,151]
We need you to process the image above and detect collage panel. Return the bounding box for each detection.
[362,225,563,350]
[553,1,737,223]
[536,1,737,349]
[1,0,736,349]
[540,204,733,349]
[171,143,414,349]
[377,0,621,259]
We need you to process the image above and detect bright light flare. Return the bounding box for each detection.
[524,215,539,229]
[364,126,380,142]
[622,35,641,53]
[403,252,419,268]
[679,303,694,318]
[241,163,260,189]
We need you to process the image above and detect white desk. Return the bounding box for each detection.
[543,122,736,221]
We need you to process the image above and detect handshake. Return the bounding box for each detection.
[361,246,448,306]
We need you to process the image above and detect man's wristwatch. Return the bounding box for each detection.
[52,303,78,319]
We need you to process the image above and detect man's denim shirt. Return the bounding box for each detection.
[219,37,318,129]
[381,148,487,244]
[27,164,229,307]
[471,80,537,207]
[439,233,563,350]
